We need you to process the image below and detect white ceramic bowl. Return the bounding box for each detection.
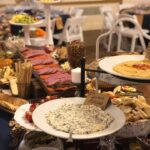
[30,37,47,46]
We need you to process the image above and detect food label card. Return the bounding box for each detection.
[84,91,110,110]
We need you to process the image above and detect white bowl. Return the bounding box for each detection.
[30,37,47,46]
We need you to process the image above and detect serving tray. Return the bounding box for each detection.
[18,47,76,97]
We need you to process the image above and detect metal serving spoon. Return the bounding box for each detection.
[67,130,73,142]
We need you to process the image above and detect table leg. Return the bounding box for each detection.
[23,26,31,45]
[44,4,54,45]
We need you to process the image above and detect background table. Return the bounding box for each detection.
[121,6,150,46]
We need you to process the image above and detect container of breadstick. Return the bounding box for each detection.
[15,61,32,99]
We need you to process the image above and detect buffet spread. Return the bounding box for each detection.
[0,1,150,150]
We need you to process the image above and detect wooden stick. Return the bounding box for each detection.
[16,60,33,98]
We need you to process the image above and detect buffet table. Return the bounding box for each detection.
[0,2,150,149]
[8,83,150,150]
[0,40,148,149]
[8,50,150,149]
[0,110,12,150]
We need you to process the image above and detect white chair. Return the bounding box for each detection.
[53,17,84,45]
[99,7,148,52]
[96,17,150,60]
[51,18,56,35]
[116,14,148,52]
[99,6,119,51]
[69,8,84,18]
[99,6,117,30]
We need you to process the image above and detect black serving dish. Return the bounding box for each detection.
[137,136,150,150]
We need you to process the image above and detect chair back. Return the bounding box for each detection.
[96,17,150,59]
[63,17,84,42]
[116,14,137,31]
[69,8,84,17]
[118,14,139,24]
[51,18,56,34]
[99,6,116,30]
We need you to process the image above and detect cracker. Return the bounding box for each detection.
[138,109,148,119]
[84,91,110,110]
[143,107,150,118]
[126,113,134,122]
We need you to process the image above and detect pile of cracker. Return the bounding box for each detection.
[112,96,150,122]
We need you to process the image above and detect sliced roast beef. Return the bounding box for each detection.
[36,67,63,75]
[20,48,30,53]
[29,57,58,66]
[23,50,46,58]
[33,64,59,70]
[40,72,65,80]
[28,55,48,61]
[44,77,71,86]
[42,72,71,81]
[43,72,71,86]
[30,59,53,66]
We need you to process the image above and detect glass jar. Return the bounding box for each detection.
[145,43,150,60]
[67,40,85,68]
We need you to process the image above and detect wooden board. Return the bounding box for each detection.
[18,47,76,97]
[0,105,14,115]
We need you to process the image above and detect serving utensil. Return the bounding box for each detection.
[67,130,73,142]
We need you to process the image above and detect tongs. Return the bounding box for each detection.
[116,91,143,97]
[67,130,73,142]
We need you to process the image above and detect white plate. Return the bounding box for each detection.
[9,19,44,26]
[99,55,150,80]
[32,97,125,140]
[14,104,40,131]
[34,0,61,4]
[30,37,47,46]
